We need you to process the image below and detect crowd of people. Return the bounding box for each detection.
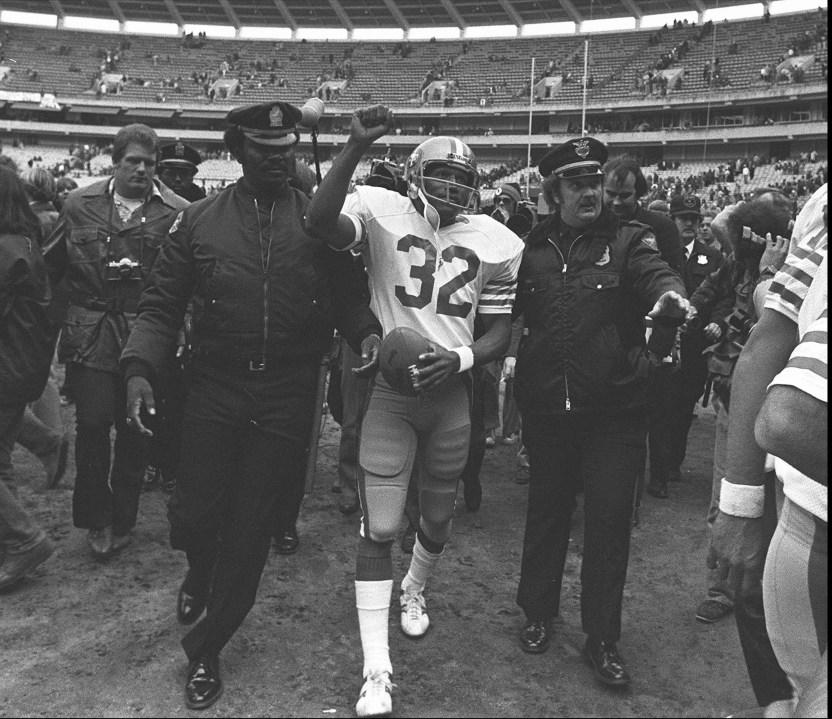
[0,97,827,719]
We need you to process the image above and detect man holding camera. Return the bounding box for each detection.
[44,123,188,559]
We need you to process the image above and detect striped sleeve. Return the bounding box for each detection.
[478,244,522,315]
[764,230,827,322]
[769,309,827,403]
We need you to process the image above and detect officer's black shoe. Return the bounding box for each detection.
[646,481,668,499]
[177,574,207,626]
[583,637,631,687]
[185,653,223,710]
[274,526,300,555]
[519,619,551,654]
[463,478,482,512]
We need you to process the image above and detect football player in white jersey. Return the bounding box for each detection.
[305,105,524,717]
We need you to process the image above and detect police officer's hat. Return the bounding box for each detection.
[225,101,302,147]
[495,183,522,206]
[538,137,608,179]
[158,141,202,172]
[669,194,702,217]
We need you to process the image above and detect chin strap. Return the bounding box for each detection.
[411,186,441,233]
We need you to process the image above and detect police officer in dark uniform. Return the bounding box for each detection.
[157,141,206,202]
[513,137,690,687]
[646,194,723,498]
[145,140,205,496]
[121,101,382,710]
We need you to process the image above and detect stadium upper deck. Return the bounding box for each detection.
[0,10,826,109]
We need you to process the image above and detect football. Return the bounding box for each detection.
[378,327,432,396]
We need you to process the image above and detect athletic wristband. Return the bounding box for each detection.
[328,213,365,253]
[719,478,765,518]
[451,345,475,373]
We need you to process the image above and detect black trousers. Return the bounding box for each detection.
[517,410,647,642]
[147,359,189,483]
[68,363,147,536]
[169,360,317,661]
[649,344,708,484]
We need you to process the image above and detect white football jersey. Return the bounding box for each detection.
[343,185,523,349]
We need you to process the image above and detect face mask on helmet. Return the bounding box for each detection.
[405,139,480,223]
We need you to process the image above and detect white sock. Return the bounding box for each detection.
[355,579,393,677]
[401,536,443,596]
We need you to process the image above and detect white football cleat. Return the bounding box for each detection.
[355,670,394,718]
[400,589,430,638]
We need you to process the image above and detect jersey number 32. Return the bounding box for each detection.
[395,235,480,318]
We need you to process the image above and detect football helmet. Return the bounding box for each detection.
[404,137,480,215]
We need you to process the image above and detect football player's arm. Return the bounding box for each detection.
[305,105,393,249]
[755,384,827,485]
[413,313,512,393]
[707,308,798,595]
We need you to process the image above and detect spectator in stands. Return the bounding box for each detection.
[43,124,188,560]
[157,142,206,203]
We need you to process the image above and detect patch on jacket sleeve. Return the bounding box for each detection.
[640,232,657,251]
[168,211,183,235]
[594,245,611,266]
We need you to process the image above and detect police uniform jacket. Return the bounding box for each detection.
[43,178,187,374]
[120,179,381,379]
[172,182,207,203]
[0,232,55,404]
[679,239,724,376]
[635,205,684,273]
[513,208,687,417]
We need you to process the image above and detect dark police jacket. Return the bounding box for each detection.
[120,179,381,379]
[513,209,686,417]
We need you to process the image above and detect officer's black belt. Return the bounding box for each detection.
[71,297,127,312]
[193,348,308,374]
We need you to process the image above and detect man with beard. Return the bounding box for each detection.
[157,142,206,202]
[512,136,689,688]
[121,101,383,710]
[603,157,684,272]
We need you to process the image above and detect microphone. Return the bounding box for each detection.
[299,97,325,128]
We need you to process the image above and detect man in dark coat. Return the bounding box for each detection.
[121,101,382,711]
[513,137,690,688]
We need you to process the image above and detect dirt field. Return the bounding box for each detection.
[1,397,758,718]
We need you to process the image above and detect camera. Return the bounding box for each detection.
[725,307,754,338]
[106,257,143,282]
